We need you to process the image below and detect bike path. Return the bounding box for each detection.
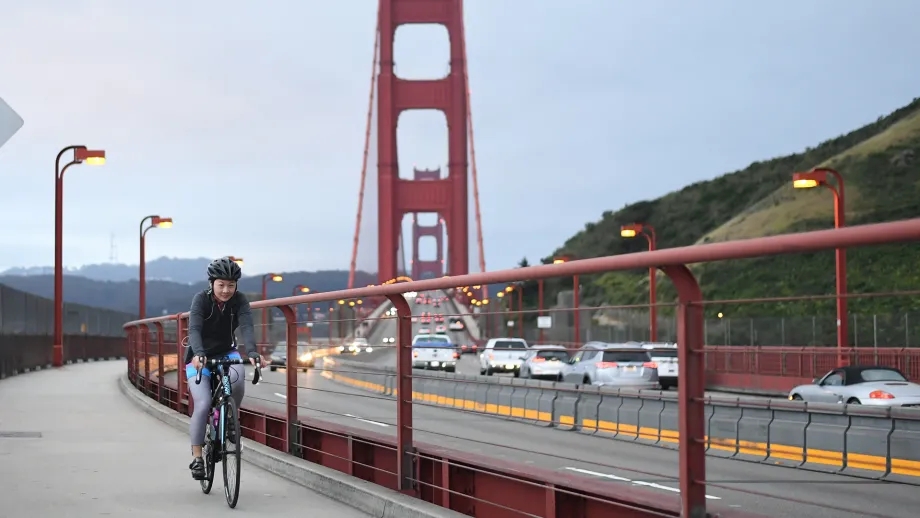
[0,360,371,517]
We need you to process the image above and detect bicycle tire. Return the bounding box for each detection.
[221,398,242,508]
[199,420,217,494]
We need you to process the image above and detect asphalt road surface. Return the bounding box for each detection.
[163,366,915,517]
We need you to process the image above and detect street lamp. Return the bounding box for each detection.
[139,215,173,319]
[621,223,659,342]
[293,285,312,339]
[53,145,106,367]
[260,273,284,349]
[793,167,847,366]
[553,254,580,343]
[229,256,244,267]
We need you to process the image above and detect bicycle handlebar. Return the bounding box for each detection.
[194,356,262,386]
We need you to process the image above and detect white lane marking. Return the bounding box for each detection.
[344,413,390,427]
[564,467,721,500]
[274,392,287,399]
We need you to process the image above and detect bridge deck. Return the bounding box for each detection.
[0,360,370,518]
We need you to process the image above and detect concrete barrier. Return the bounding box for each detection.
[323,357,920,481]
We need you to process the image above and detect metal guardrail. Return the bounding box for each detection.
[323,356,920,482]
[0,334,125,378]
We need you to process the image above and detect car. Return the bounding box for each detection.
[382,336,395,344]
[520,345,570,380]
[788,366,920,406]
[418,327,431,335]
[560,341,659,389]
[434,325,447,334]
[268,343,315,372]
[411,334,457,372]
[448,318,465,332]
[348,337,372,354]
[640,342,679,390]
[434,314,445,323]
[458,342,478,355]
[479,338,530,376]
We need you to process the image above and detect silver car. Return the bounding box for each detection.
[788,366,920,407]
[561,342,659,388]
[519,345,571,380]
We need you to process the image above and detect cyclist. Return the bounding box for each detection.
[185,256,263,480]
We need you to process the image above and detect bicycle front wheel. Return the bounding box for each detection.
[221,398,242,508]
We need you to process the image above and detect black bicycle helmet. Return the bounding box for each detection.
[207,256,242,281]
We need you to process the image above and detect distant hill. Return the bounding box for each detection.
[4,257,236,285]
[0,266,378,316]
[537,97,920,317]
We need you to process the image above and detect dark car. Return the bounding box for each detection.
[269,343,316,372]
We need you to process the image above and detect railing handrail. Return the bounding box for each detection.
[123,217,920,329]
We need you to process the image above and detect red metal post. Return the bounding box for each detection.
[538,279,544,343]
[53,146,79,367]
[661,264,707,517]
[517,286,523,338]
[261,275,269,347]
[154,321,164,404]
[388,292,416,493]
[376,0,469,282]
[573,274,580,344]
[177,316,188,414]
[646,229,658,342]
[826,170,848,367]
[281,305,299,455]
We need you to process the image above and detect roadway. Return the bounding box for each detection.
[0,360,371,518]
[160,295,915,518]
[162,361,915,518]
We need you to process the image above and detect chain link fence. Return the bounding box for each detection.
[480,292,920,348]
[0,283,134,337]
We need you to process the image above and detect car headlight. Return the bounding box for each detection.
[299,353,312,362]
[366,347,373,353]
[338,346,345,352]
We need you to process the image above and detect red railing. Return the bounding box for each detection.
[124,218,920,518]
[0,334,124,378]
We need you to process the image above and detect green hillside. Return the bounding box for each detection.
[531,98,920,323]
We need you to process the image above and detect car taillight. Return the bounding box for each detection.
[488,353,494,360]
[532,357,546,363]
[643,361,658,369]
[869,390,895,399]
[413,351,419,358]
[596,362,618,369]
[452,352,459,359]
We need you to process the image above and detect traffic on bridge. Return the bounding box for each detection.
[2,1,920,518]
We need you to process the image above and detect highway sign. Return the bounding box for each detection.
[0,96,24,151]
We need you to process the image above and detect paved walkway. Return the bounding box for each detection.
[0,360,370,517]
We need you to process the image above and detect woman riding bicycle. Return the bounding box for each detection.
[185,256,263,480]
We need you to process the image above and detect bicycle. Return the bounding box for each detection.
[194,355,262,508]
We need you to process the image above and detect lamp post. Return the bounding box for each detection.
[261,273,283,351]
[54,145,106,367]
[621,223,658,342]
[793,167,847,367]
[139,215,173,319]
[229,256,244,267]
[553,254,580,343]
[293,285,312,341]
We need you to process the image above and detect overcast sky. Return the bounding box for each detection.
[1,1,918,277]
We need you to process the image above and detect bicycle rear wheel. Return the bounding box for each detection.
[199,421,217,494]
[221,398,242,508]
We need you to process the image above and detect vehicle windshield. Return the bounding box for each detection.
[353,338,368,344]
[273,345,286,354]
[602,350,651,363]
[297,345,312,354]
[493,340,527,350]
[860,369,908,383]
[647,348,677,358]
